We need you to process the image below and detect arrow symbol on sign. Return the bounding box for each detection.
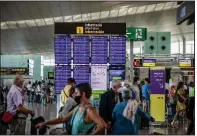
[159,83,163,88]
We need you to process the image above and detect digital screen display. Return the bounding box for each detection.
[73,36,90,64]
[142,59,156,67]
[91,36,108,64]
[109,65,125,81]
[54,35,71,64]
[179,59,192,67]
[55,65,71,94]
[133,59,142,67]
[73,65,90,84]
[109,36,126,64]
[48,72,54,79]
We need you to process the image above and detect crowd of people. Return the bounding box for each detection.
[0,74,195,135]
[26,80,55,105]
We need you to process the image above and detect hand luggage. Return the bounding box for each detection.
[31,116,49,135]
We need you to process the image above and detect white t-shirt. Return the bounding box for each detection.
[27,84,31,91]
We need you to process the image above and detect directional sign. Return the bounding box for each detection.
[126,27,147,41]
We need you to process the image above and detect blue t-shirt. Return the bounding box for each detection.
[142,84,150,100]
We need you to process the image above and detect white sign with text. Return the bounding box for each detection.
[91,65,107,90]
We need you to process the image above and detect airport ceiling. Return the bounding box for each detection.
[1,1,194,59]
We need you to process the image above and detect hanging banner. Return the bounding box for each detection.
[150,67,166,94]
[91,66,107,90]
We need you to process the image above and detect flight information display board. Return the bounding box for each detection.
[91,36,108,64]
[73,65,90,84]
[73,36,90,64]
[55,65,71,94]
[109,65,125,81]
[109,36,126,64]
[54,35,71,64]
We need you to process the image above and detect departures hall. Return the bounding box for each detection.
[0,1,195,135]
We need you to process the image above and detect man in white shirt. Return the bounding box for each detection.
[6,75,34,134]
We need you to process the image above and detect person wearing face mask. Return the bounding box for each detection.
[36,83,106,135]
[99,79,123,134]
[2,75,34,135]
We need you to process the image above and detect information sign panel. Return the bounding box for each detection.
[91,65,107,90]
[179,59,192,67]
[73,65,90,84]
[91,36,108,64]
[109,65,125,81]
[73,36,90,64]
[142,59,156,67]
[54,35,71,64]
[109,36,126,64]
[55,65,71,94]
[150,69,165,94]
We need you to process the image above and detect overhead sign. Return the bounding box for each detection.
[179,59,192,67]
[55,23,126,34]
[133,59,142,67]
[48,72,54,79]
[126,27,147,41]
[91,66,107,90]
[1,68,29,75]
[142,59,156,67]
[177,2,195,25]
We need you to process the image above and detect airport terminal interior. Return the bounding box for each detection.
[0,1,195,135]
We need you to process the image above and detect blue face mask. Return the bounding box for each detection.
[137,81,141,85]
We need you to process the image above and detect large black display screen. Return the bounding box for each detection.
[109,36,126,64]
[73,65,90,84]
[55,65,71,94]
[54,35,71,64]
[73,36,90,64]
[91,36,108,64]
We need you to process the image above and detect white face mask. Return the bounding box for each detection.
[117,87,123,93]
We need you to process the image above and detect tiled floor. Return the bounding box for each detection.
[27,102,189,135]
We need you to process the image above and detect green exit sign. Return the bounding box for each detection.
[126,27,147,41]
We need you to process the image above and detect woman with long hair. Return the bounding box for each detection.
[171,82,187,127]
[36,83,106,135]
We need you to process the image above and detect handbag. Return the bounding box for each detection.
[2,112,16,124]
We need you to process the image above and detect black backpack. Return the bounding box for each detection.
[31,116,48,135]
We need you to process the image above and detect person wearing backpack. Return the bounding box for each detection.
[171,82,187,128]
[36,83,107,135]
